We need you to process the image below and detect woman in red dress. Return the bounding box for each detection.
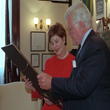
[24,22,75,110]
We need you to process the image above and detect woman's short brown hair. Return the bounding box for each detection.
[48,22,67,45]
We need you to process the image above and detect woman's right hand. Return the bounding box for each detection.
[24,76,36,92]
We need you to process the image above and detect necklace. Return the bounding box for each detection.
[57,51,68,59]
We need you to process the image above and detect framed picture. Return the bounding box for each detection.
[42,53,55,71]
[48,42,54,51]
[96,0,104,15]
[96,18,104,32]
[31,54,40,67]
[30,31,46,51]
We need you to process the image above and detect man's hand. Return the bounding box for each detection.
[37,73,52,90]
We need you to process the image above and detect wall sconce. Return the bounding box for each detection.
[34,18,51,31]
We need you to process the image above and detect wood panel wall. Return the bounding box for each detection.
[11,0,20,82]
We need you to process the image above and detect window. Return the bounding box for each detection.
[0,0,6,84]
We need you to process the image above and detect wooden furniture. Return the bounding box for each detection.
[38,0,72,7]
[102,17,110,31]
[102,0,110,30]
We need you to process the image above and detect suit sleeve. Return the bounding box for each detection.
[51,43,107,100]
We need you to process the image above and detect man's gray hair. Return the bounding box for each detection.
[64,1,92,28]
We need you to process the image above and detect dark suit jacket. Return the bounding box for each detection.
[52,30,110,110]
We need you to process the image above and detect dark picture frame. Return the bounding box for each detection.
[31,54,40,67]
[42,53,55,71]
[48,42,54,51]
[96,0,104,15]
[30,31,46,51]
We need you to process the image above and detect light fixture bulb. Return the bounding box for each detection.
[96,20,99,24]
[34,18,39,24]
[46,19,51,25]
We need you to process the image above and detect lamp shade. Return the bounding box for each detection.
[34,18,39,24]
[46,19,51,25]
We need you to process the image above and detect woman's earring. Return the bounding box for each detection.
[64,41,65,43]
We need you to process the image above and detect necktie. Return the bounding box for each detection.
[76,44,81,58]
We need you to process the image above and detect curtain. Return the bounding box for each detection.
[4,0,20,83]
[11,0,20,82]
[0,0,6,84]
[4,0,12,83]
[0,0,20,84]
[82,0,93,16]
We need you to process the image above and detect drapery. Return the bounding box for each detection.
[4,0,12,83]
[0,0,6,84]
[82,0,93,16]
[4,0,20,83]
[0,0,20,84]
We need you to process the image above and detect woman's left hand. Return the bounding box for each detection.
[44,97,53,105]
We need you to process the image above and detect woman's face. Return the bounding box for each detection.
[50,35,66,58]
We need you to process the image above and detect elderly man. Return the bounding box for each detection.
[37,1,110,110]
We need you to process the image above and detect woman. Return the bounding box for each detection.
[24,22,75,110]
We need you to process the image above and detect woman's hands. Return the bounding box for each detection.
[44,97,53,106]
[24,76,54,106]
[24,76,36,92]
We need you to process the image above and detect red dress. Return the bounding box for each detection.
[31,53,75,110]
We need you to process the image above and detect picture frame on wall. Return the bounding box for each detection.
[31,54,40,67]
[96,0,104,15]
[48,42,54,51]
[42,53,55,71]
[30,31,46,51]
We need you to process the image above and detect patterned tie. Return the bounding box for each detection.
[76,44,81,58]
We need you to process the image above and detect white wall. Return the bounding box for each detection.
[108,0,110,18]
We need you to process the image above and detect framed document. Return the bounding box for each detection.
[31,54,40,67]
[30,31,46,51]
[48,42,54,51]
[42,53,55,71]
[1,44,62,105]
[96,0,104,15]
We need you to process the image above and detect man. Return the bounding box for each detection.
[37,1,110,110]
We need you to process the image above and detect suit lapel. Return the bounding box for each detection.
[71,30,96,78]
[75,30,95,64]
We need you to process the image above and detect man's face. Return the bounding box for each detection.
[67,15,81,46]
